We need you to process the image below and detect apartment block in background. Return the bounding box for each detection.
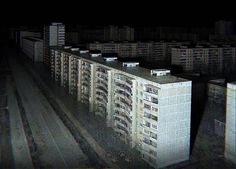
[44,22,65,66]
[14,30,41,48]
[215,20,234,36]
[171,44,236,75]
[22,37,43,62]
[66,31,80,45]
[119,26,134,41]
[88,41,189,62]
[225,82,236,164]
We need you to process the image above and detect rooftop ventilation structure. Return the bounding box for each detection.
[151,69,170,76]
[196,45,204,48]
[222,44,231,47]
[103,57,118,62]
[210,45,218,48]
[122,62,139,67]
[71,48,80,51]
[51,22,63,25]
[90,50,102,57]
[80,49,89,54]
[64,46,72,49]
[180,45,188,48]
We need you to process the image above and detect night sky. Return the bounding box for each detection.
[1,1,236,28]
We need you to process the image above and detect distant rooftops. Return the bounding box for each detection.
[209,79,226,87]
[175,43,236,49]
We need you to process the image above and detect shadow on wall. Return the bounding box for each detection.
[190,81,207,153]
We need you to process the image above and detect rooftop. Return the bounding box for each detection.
[57,48,189,84]
[23,37,43,42]
[227,82,236,89]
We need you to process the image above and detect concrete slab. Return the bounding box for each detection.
[7,77,34,169]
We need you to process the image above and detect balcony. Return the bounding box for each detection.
[96,90,108,99]
[114,80,132,92]
[96,71,108,81]
[114,101,132,112]
[96,80,108,89]
[82,71,91,78]
[96,104,107,113]
[114,123,129,135]
[143,138,157,148]
[114,107,131,119]
[96,85,108,94]
[114,92,132,103]
[114,113,132,126]
[115,89,132,99]
[143,112,158,122]
[96,97,107,108]
[114,118,129,129]
[115,96,132,108]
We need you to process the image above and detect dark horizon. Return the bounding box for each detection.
[1,1,236,28]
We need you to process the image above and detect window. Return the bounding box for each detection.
[152,115,158,121]
[144,94,150,101]
[152,97,158,104]
[144,104,151,110]
[152,107,158,112]
[152,124,157,129]
[144,121,150,127]
[149,150,157,157]
[144,112,157,121]
[144,129,149,134]
[150,132,157,140]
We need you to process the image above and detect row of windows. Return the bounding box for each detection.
[144,112,158,121]
[143,137,157,148]
[143,103,158,112]
[143,129,158,140]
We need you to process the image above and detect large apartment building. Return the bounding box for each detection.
[171,44,236,75]
[50,47,192,168]
[225,82,236,164]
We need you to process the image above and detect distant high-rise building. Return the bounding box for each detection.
[104,25,119,41]
[215,20,234,36]
[225,82,236,164]
[43,22,65,66]
[119,26,134,41]
[66,32,80,45]
[104,25,134,41]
